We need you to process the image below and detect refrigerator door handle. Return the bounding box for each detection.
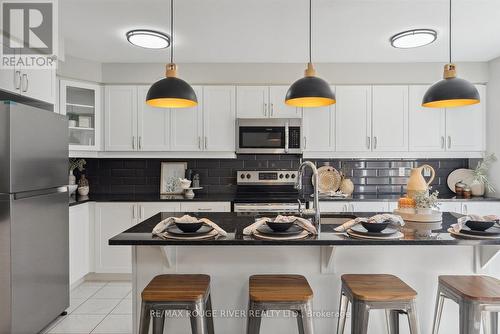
[13,186,68,200]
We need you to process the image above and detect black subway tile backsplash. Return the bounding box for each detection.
[75,157,468,196]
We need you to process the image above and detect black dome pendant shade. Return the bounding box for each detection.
[422,0,479,108]
[146,64,198,108]
[422,64,479,108]
[285,0,335,108]
[145,0,197,108]
[285,63,335,107]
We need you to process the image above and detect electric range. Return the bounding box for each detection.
[233,170,305,213]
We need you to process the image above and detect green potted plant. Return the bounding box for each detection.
[69,158,86,185]
[471,153,497,196]
[414,190,440,214]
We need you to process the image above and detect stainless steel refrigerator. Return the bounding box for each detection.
[0,99,69,334]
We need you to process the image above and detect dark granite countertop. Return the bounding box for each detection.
[70,193,500,207]
[109,212,500,246]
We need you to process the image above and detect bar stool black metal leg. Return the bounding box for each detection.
[336,292,348,334]
[152,309,165,334]
[139,301,151,334]
[205,294,215,334]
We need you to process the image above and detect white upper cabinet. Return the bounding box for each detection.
[409,85,446,152]
[236,86,300,119]
[105,85,137,151]
[61,79,102,151]
[236,86,269,118]
[203,86,236,151]
[335,86,372,152]
[372,86,409,152]
[137,86,171,151]
[170,86,203,151]
[445,84,485,152]
[302,87,335,152]
[268,86,301,118]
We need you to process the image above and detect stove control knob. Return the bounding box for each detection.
[279,174,284,179]
[240,173,245,179]
[246,173,251,179]
[291,174,296,179]
[285,174,290,179]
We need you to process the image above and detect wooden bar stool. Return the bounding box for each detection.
[432,275,500,334]
[139,274,214,334]
[336,274,419,334]
[246,274,314,334]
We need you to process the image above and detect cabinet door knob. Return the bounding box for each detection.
[14,70,21,90]
[21,73,28,92]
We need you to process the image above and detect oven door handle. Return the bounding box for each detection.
[284,122,289,153]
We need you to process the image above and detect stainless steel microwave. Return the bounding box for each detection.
[236,119,302,154]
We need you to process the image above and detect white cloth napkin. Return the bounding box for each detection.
[243,215,318,236]
[452,214,500,233]
[152,214,228,237]
[334,214,405,232]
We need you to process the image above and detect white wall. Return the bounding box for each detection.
[487,57,500,198]
[57,55,103,83]
[101,62,489,85]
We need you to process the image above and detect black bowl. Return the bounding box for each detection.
[465,220,496,231]
[265,220,295,232]
[361,221,389,233]
[175,221,203,233]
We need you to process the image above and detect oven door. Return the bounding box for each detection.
[237,126,286,154]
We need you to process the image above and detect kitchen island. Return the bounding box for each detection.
[110,212,500,334]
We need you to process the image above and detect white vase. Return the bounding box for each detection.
[470,180,485,197]
[69,170,76,185]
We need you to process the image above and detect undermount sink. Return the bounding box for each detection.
[320,216,354,225]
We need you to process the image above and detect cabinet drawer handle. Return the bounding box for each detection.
[132,205,136,219]
[264,103,267,117]
[132,136,135,150]
[21,73,28,92]
[367,136,371,149]
[441,136,445,149]
[14,70,21,90]
[271,103,274,117]
[373,136,378,150]
[198,136,201,149]
[303,137,307,150]
[447,136,451,149]
[204,136,208,149]
[198,208,212,211]
[138,136,142,150]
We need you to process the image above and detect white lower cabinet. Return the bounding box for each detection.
[93,201,231,273]
[180,202,231,212]
[460,202,500,216]
[69,203,91,286]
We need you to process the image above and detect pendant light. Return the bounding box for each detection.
[422,0,479,108]
[146,0,197,108]
[285,0,335,108]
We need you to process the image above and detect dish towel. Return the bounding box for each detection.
[334,214,405,233]
[152,214,228,237]
[243,215,318,236]
[452,214,500,233]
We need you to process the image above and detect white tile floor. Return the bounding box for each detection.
[40,281,133,334]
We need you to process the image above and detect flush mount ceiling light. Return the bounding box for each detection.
[390,29,437,49]
[146,0,198,108]
[422,0,479,108]
[285,0,335,108]
[126,29,170,49]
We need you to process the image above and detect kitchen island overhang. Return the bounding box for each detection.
[109,211,500,247]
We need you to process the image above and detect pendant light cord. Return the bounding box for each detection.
[449,0,452,64]
[309,0,312,64]
[170,0,174,64]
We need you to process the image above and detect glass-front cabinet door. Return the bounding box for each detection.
[59,79,101,151]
